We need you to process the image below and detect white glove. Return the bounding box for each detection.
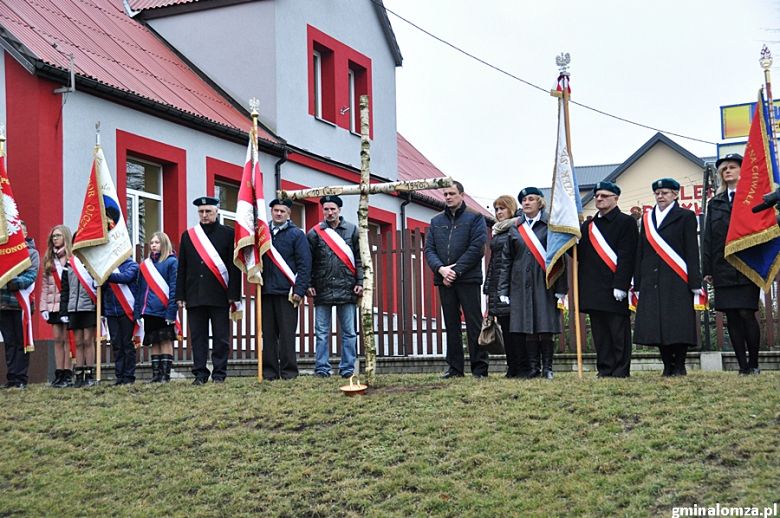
[41,310,50,321]
[499,295,510,305]
[555,293,566,302]
[613,289,627,302]
[691,288,703,296]
[60,315,69,323]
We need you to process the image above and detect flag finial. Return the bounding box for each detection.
[95,121,101,146]
[556,52,571,76]
[760,45,773,70]
[249,97,259,116]
[0,124,5,157]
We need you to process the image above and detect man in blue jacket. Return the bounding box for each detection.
[102,258,139,385]
[425,181,489,378]
[262,199,311,380]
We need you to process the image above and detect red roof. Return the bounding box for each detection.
[130,0,199,9]
[397,133,491,217]
[0,0,277,142]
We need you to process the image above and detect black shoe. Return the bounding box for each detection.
[149,355,163,383]
[340,372,354,379]
[82,370,97,387]
[313,372,330,378]
[9,382,26,390]
[441,371,464,379]
[738,368,751,375]
[473,373,488,379]
[160,355,173,383]
[51,369,63,387]
[192,378,208,386]
[73,369,85,388]
[750,368,761,375]
[113,379,125,386]
[212,378,225,384]
[53,369,73,388]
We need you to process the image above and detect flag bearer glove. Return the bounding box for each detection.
[555,293,566,302]
[691,288,704,297]
[499,295,510,305]
[166,320,175,326]
[41,310,50,321]
[613,289,627,301]
[60,315,69,323]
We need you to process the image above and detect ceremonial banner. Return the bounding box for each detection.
[72,146,132,285]
[0,153,32,289]
[546,77,582,288]
[724,91,780,290]
[234,126,271,284]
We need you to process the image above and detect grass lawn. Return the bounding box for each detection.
[0,371,777,517]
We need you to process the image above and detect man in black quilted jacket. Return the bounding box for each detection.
[425,181,489,378]
[307,195,363,378]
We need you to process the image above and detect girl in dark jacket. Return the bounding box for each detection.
[498,188,567,379]
[134,231,178,383]
[484,195,524,377]
[702,155,761,374]
[40,225,74,387]
[59,242,98,387]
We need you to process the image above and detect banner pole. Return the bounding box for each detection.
[257,285,263,383]
[96,285,102,382]
[760,46,779,179]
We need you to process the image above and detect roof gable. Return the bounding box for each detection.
[0,0,279,143]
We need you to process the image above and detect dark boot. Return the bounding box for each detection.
[73,368,85,388]
[59,369,74,388]
[525,339,541,378]
[673,344,688,376]
[51,369,63,387]
[148,355,162,383]
[541,339,554,380]
[82,368,96,387]
[160,354,173,383]
[659,346,674,376]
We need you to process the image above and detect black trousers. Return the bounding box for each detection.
[188,306,230,381]
[724,309,761,370]
[499,315,527,377]
[0,311,28,385]
[107,315,136,382]
[439,283,489,376]
[589,311,632,377]
[261,294,299,380]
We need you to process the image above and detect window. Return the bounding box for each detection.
[126,158,163,258]
[290,202,306,229]
[307,25,373,137]
[215,180,239,228]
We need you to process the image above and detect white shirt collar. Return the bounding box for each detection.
[654,202,675,227]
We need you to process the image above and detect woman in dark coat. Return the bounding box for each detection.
[498,187,567,379]
[484,195,523,377]
[702,154,761,375]
[634,178,703,376]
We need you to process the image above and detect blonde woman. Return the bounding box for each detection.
[134,232,178,382]
[40,225,73,387]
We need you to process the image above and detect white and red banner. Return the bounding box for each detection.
[0,154,32,289]
[234,126,271,284]
[313,225,356,275]
[589,220,617,273]
[71,145,132,285]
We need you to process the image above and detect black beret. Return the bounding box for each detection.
[651,178,680,192]
[593,181,621,196]
[269,198,293,208]
[715,153,743,169]
[319,195,343,207]
[517,187,544,203]
[192,196,220,207]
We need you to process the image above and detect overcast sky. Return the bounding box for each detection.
[383,0,779,209]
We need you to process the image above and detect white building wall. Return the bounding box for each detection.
[60,92,277,229]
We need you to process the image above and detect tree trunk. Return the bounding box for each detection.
[357,95,376,385]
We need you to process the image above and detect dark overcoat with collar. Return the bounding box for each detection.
[577,206,638,315]
[701,190,754,288]
[175,222,242,308]
[633,202,702,346]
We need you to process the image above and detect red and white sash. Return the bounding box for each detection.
[188,225,229,290]
[52,259,64,292]
[517,220,546,271]
[589,220,617,273]
[107,272,143,342]
[140,258,183,338]
[14,282,35,352]
[313,225,356,275]
[268,245,297,286]
[69,256,97,303]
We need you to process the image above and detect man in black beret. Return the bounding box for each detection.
[577,181,638,377]
[176,196,241,384]
[307,194,363,378]
[261,199,311,380]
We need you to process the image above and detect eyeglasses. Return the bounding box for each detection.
[52,234,64,238]
[594,193,617,199]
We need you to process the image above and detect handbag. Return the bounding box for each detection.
[478,315,505,355]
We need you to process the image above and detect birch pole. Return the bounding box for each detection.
[357,95,377,384]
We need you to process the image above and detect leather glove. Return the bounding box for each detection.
[499,295,510,305]
[613,289,627,301]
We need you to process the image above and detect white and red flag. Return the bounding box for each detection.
[0,152,32,289]
[72,145,133,285]
[233,125,271,283]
